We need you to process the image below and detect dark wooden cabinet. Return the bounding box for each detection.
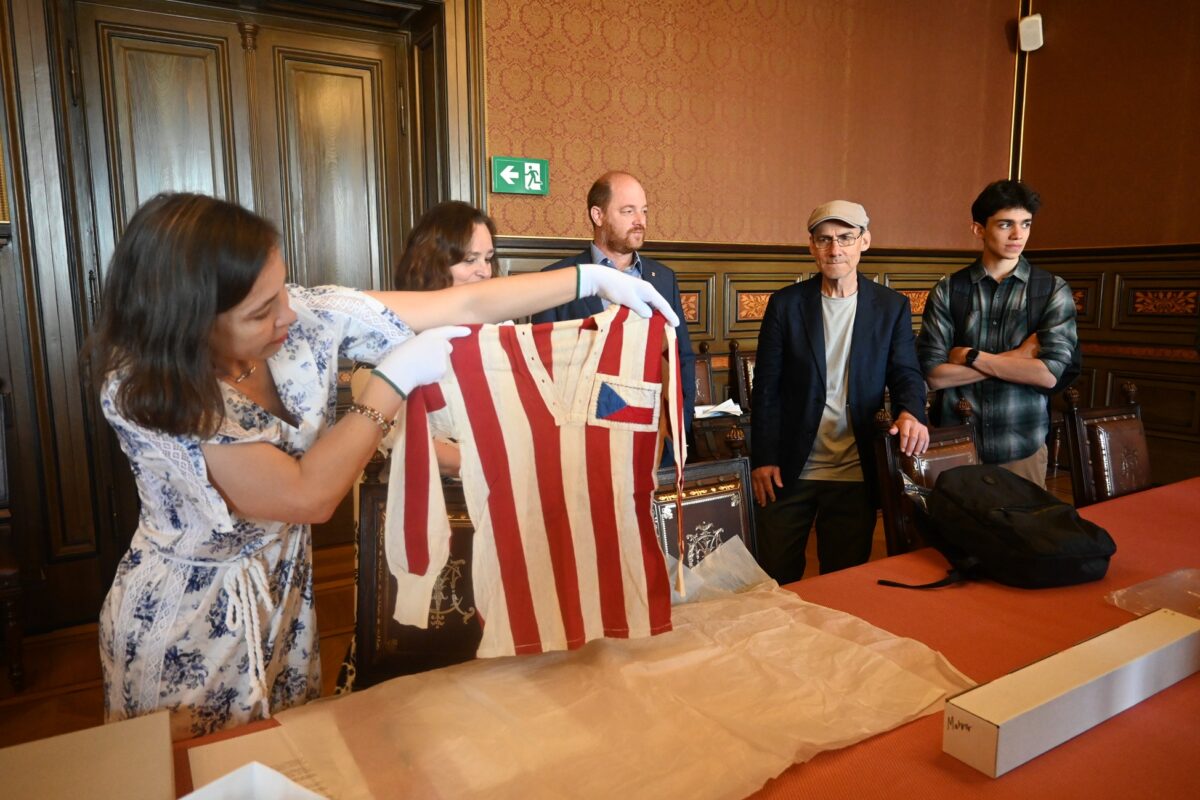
[75,0,411,287]
[0,0,482,633]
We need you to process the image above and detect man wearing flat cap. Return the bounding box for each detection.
[750,201,929,580]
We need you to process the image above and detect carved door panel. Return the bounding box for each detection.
[59,0,412,622]
[75,1,257,274]
[249,26,407,289]
[76,2,409,288]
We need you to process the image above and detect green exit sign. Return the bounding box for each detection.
[491,156,549,195]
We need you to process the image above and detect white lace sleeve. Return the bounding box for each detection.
[291,285,412,365]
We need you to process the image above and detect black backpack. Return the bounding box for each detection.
[946,264,1081,395]
[878,465,1116,590]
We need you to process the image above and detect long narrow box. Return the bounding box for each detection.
[943,607,1200,777]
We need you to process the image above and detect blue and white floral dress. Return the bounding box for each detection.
[98,286,410,739]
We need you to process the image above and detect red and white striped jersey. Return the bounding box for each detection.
[386,307,686,658]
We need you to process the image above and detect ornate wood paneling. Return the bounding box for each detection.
[881,271,946,334]
[676,271,714,342]
[1032,246,1200,484]
[412,18,446,209]
[77,3,255,270]
[723,273,796,340]
[109,37,236,205]
[1112,273,1200,333]
[5,0,105,576]
[253,26,407,289]
[1065,271,1104,329]
[278,54,382,286]
[498,237,1200,484]
[0,0,434,633]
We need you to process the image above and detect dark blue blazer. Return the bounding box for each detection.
[750,275,927,504]
[530,249,696,431]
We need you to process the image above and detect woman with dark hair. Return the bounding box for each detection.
[394,200,499,290]
[88,192,676,739]
[394,201,505,475]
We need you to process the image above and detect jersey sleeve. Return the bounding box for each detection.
[384,383,455,628]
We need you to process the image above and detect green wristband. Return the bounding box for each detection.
[575,264,583,300]
[371,368,408,399]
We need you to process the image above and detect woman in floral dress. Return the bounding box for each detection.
[87,193,677,738]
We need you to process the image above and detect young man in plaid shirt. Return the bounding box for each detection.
[917,180,1078,487]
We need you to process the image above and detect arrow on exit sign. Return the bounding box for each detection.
[491,157,549,195]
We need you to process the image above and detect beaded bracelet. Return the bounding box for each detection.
[348,402,393,435]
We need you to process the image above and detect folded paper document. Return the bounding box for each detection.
[694,399,744,418]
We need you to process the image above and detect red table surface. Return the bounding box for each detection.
[755,477,1200,799]
[176,479,1200,798]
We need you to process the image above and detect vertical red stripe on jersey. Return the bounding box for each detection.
[453,333,543,654]
[423,382,448,413]
[587,308,631,635]
[402,387,432,575]
[500,325,587,648]
[634,315,673,633]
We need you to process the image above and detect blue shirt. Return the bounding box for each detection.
[589,244,642,309]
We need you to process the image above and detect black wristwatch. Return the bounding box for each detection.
[965,348,981,368]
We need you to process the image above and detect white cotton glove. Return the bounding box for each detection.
[372,326,471,398]
[576,264,680,327]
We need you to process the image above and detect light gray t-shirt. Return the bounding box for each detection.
[800,293,863,482]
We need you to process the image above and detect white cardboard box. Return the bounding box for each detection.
[943,607,1200,777]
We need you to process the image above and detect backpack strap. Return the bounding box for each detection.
[1025,264,1055,334]
[876,556,981,590]
[930,267,975,425]
[1025,264,1080,395]
[947,267,973,347]
[954,261,1054,340]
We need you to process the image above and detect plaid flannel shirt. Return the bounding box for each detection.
[917,257,1078,464]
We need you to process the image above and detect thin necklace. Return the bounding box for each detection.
[233,363,257,383]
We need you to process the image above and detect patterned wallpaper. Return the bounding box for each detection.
[1020,0,1200,248]
[483,0,1016,249]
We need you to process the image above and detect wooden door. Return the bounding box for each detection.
[250,24,407,289]
[56,0,413,621]
[76,0,409,287]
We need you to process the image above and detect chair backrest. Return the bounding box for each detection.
[693,344,715,407]
[1063,381,1150,507]
[872,397,980,555]
[0,386,8,510]
[653,457,756,562]
[691,414,751,462]
[729,340,756,409]
[355,455,481,688]
[355,456,758,685]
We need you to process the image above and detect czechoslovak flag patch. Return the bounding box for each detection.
[591,376,660,431]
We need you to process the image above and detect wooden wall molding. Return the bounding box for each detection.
[1083,343,1199,363]
[442,0,485,207]
[500,237,1200,484]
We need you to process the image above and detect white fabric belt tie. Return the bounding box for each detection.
[222,554,276,718]
[140,532,278,718]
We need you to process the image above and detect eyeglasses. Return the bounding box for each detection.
[811,231,864,250]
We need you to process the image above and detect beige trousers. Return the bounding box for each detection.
[999,443,1048,488]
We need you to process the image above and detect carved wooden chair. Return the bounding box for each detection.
[354,454,481,688]
[693,341,715,407]
[873,397,979,556]
[1063,381,1151,507]
[653,457,756,562]
[729,339,756,410]
[690,342,751,462]
[0,387,24,691]
[691,415,751,462]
